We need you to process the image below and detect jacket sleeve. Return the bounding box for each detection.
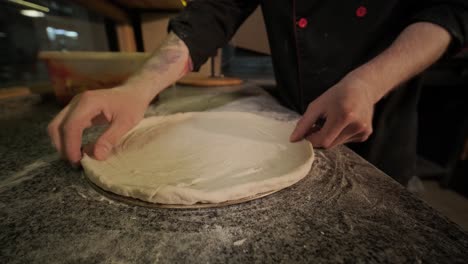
[410,0,468,55]
[168,0,260,71]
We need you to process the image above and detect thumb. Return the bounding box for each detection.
[290,103,321,142]
[94,118,135,160]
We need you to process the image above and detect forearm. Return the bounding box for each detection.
[347,22,452,103]
[124,32,192,103]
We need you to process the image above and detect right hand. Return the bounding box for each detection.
[47,86,150,166]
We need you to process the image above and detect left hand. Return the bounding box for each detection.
[290,74,378,148]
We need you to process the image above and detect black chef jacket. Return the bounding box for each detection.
[169,0,468,185]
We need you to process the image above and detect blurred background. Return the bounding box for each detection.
[0,0,467,229]
[0,0,109,89]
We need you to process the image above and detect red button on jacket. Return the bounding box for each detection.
[297,18,308,28]
[356,6,367,17]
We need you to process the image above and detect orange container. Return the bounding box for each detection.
[39,51,150,104]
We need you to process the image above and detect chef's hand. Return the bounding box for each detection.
[47,32,191,166]
[47,86,149,166]
[290,75,378,148]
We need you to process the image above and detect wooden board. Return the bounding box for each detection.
[116,23,137,52]
[0,87,31,99]
[177,76,243,87]
[85,176,280,209]
[71,0,129,22]
[113,0,184,10]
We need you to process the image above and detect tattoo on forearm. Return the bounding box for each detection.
[165,34,183,46]
[145,49,183,74]
[142,33,186,75]
[179,57,193,78]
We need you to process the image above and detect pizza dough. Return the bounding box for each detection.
[81,112,314,205]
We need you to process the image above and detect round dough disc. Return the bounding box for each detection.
[82,112,314,205]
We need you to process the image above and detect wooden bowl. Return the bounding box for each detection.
[39,51,150,104]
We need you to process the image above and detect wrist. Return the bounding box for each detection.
[117,80,160,106]
[343,67,393,104]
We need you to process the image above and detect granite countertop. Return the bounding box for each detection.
[1,84,467,263]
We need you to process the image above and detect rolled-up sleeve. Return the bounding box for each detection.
[410,0,468,54]
[168,0,259,71]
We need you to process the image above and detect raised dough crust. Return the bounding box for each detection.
[82,112,314,205]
